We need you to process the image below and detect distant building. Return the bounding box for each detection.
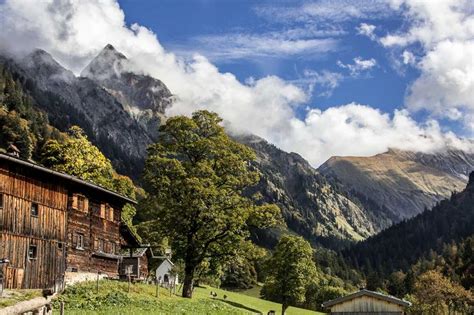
[119,246,154,281]
[156,258,178,285]
[322,289,411,315]
[0,152,137,289]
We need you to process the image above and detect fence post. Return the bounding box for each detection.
[96,270,100,293]
[60,301,64,315]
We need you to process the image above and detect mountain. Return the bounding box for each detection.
[81,44,173,139]
[1,46,384,246]
[344,171,474,276]
[238,135,382,247]
[3,45,473,249]
[319,148,474,224]
[0,48,157,176]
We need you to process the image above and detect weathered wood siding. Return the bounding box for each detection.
[330,296,404,314]
[0,164,67,289]
[67,197,121,277]
[90,201,121,276]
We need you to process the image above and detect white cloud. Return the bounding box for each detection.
[255,0,392,24]
[338,57,377,76]
[277,104,473,165]
[175,32,339,61]
[0,0,471,168]
[380,0,474,131]
[357,23,377,40]
[402,50,416,65]
[291,70,344,97]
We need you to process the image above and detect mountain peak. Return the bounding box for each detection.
[104,43,117,51]
[81,44,128,80]
[21,49,75,83]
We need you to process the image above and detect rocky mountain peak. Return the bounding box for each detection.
[81,44,129,80]
[79,44,173,138]
[21,49,76,86]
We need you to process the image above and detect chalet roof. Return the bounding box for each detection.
[156,257,174,267]
[120,246,155,258]
[0,153,136,204]
[321,289,412,308]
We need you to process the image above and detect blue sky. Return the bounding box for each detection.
[118,0,418,114]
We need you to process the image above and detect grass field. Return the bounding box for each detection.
[0,289,42,308]
[52,280,325,314]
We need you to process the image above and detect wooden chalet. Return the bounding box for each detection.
[0,152,137,289]
[322,289,411,315]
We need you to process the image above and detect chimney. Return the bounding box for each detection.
[165,248,172,259]
[7,144,20,158]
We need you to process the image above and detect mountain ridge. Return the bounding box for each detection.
[319,148,473,223]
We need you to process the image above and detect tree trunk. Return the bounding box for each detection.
[281,303,288,315]
[182,264,195,298]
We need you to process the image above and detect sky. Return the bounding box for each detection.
[0,0,473,166]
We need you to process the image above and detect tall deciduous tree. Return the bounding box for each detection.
[408,270,474,315]
[41,126,115,189]
[261,235,317,314]
[143,110,281,298]
[41,126,139,229]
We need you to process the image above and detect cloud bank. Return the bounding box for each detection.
[381,0,474,132]
[0,0,472,167]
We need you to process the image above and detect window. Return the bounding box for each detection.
[75,233,84,250]
[31,203,39,216]
[0,193,3,209]
[28,245,37,259]
[98,239,104,252]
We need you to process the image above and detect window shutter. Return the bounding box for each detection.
[100,204,105,218]
[83,198,89,213]
[71,195,78,210]
[109,207,114,221]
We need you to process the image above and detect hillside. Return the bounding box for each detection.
[319,149,473,224]
[0,50,153,176]
[53,279,322,315]
[238,134,380,247]
[344,171,474,277]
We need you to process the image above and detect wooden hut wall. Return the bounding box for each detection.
[66,193,92,272]
[67,195,123,276]
[0,164,67,289]
[330,296,404,313]
[89,201,121,276]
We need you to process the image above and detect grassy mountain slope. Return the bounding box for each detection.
[319,149,473,224]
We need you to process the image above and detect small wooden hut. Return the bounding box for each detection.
[322,289,411,315]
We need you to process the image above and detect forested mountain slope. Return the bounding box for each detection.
[344,171,474,276]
